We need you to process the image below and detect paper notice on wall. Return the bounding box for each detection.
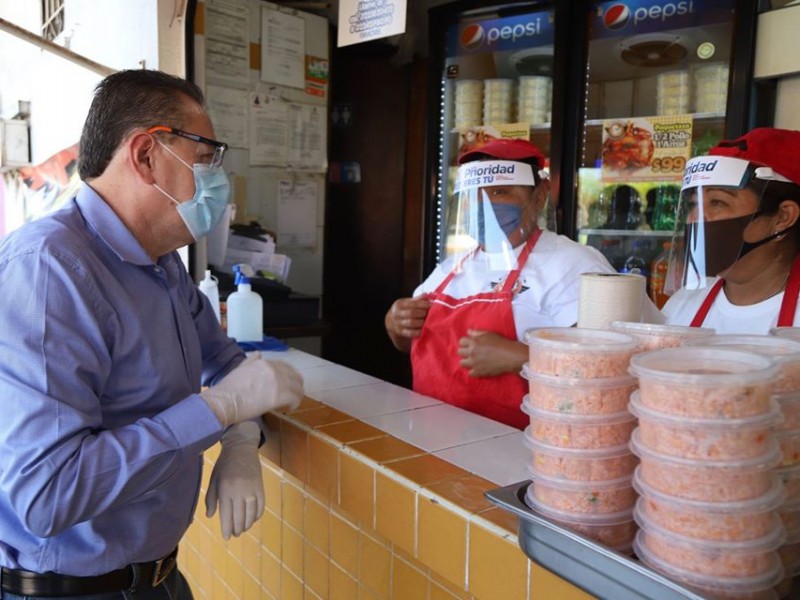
[277,179,318,248]
[600,114,693,183]
[337,0,407,47]
[249,92,288,166]
[205,0,250,86]
[207,86,250,148]
[286,104,327,172]
[260,7,305,89]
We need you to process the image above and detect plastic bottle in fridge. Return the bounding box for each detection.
[649,242,672,309]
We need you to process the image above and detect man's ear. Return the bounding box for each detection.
[128,132,158,184]
[776,199,800,233]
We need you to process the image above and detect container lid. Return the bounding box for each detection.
[523,427,633,458]
[522,396,636,425]
[521,363,637,389]
[684,333,800,365]
[629,391,783,428]
[633,466,786,514]
[527,464,633,491]
[524,484,635,525]
[630,428,782,470]
[610,321,714,339]
[771,327,800,342]
[628,347,778,387]
[523,327,638,353]
[776,462,800,482]
[773,389,800,405]
[633,531,784,594]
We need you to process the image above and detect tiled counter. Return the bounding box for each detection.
[178,349,596,600]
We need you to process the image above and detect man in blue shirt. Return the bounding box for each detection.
[0,70,303,599]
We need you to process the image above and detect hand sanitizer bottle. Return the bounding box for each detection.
[198,270,221,323]
[226,275,263,342]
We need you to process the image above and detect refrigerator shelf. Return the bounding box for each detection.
[485,481,707,600]
[584,113,725,128]
[578,229,674,237]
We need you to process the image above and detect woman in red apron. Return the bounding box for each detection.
[385,139,615,428]
[661,128,800,333]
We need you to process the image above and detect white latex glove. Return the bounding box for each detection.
[205,421,264,540]
[201,355,304,428]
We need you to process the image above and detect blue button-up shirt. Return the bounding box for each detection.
[0,183,244,575]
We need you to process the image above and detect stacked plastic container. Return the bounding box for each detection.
[483,78,515,125]
[517,76,551,126]
[629,346,785,600]
[521,327,639,552]
[454,79,483,129]
[609,321,713,352]
[693,62,730,114]
[656,70,690,116]
[685,334,800,598]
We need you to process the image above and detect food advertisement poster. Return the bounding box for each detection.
[600,115,693,183]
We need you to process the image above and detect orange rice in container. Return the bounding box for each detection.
[774,391,800,432]
[527,465,637,514]
[634,468,785,542]
[523,428,638,481]
[523,398,637,449]
[524,486,637,551]
[629,392,781,461]
[634,531,784,600]
[610,320,715,351]
[776,430,800,468]
[778,464,800,502]
[684,334,800,393]
[521,364,637,415]
[524,327,637,378]
[629,347,777,418]
[778,499,800,544]
[631,429,782,502]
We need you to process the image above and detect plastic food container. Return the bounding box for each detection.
[527,465,637,514]
[631,429,782,502]
[770,327,800,343]
[776,430,800,468]
[629,347,777,418]
[523,398,637,449]
[634,514,785,578]
[778,499,800,544]
[610,321,714,351]
[629,392,781,461]
[524,327,637,378]
[685,334,800,393]
[524,486,637,550]
[523,429,638,481]
[774,391,800,432]
[634,469,785,542]
[778,464,800,502]
[521,364,637,415]
[634,531,784,600]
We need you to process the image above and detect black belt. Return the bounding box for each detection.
[0,547,178,597]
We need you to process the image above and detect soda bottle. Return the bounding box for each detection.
[649,241,672,309]
[620,240,649,278]
[651,185,680,231]
[599,238,623,270]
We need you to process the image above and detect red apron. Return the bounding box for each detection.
[411,231,541,429]
[690,254,800,327]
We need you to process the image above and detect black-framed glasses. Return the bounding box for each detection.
[147,125,228,168]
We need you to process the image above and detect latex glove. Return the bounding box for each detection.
[385,294,432,352]
[201,355,304,428]
[457,330,528,377]
[205,421,264,540]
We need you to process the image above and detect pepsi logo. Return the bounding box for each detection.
[603,3,630,30]
[460,24,485,51]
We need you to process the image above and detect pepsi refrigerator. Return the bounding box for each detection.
[424,0,764,306]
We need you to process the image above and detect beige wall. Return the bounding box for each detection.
[757,4,800,130]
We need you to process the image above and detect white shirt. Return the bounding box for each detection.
[414,231,615,340]
[663,277,798,334]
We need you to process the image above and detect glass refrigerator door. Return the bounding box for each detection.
[575,0,736,308]
[430,2,555,266]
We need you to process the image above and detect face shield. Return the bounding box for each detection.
[444,159,551,271]
[664,155,789,294]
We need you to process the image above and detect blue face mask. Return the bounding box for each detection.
[154,142,231,240]
[477,202,523,245]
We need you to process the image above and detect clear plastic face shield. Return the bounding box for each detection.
[444,159,552,271]
[664,155,787,293]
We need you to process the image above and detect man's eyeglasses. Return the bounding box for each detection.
[147,126,228,169]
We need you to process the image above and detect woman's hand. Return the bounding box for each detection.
[385,295,432,352]
[457,329,528,377]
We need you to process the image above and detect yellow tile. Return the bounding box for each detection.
[340,453,375,528]
[430,580,468,600]
[391,555,428,599]
[417,496,467,589]
[391,454,468,487]
[358,585,381,600]
[283,481,305,532]
[359,533,391,598]
[304,541,330,598]
[279,395,323,413]
[280,420,309,483]
[375,472,416,556]
[260,549,282,599]
[260,413,282,466]
[426,475,496,514]
[430,567,471,599]
[308,433,339,502]
[281,566,304,600]
[477,506,519,535]
[211,573,229,600]
[468,522,527,600]
[223,549,243,599]
[240,531,261,579]
[348,436,426,464]
[260,509,282,558]
[317,419,386,444]
[282,522,304,578]
[330,563,359,600]
[530,563,597,600]
[330,511,359,576]
[290,405,354,428]
[305,495,330,553]
[262,463,283,516]
[243,571,261,600]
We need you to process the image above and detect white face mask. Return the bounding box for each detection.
[153,141,231,240]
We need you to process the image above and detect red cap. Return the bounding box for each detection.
[709,128,800,186]
[458,138,546,166]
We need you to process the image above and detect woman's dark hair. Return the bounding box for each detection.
[78,70,205,180]
[750,179,800,246]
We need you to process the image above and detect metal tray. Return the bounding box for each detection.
[486,481,707,600]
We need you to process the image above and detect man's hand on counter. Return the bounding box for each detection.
[385,295,432,353]
[457,330,528,377]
